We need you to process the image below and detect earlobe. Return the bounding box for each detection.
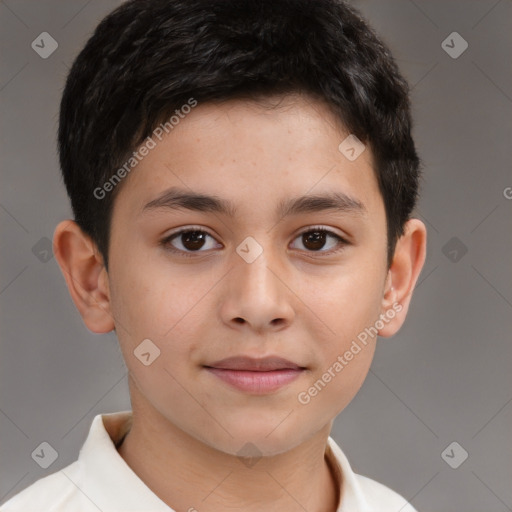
[378,218,427,338]
[52,220,115,334]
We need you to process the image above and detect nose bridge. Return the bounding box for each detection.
[235,239,282,301]
[221,235,294,330]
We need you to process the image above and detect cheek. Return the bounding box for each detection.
[297,311,378,418]
[294,334,376,428]
[300,260,384,398]
[314,263,385,337]
[109,252,205,338]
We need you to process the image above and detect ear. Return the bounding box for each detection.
[377,218,427,337]
[52,220,115,334]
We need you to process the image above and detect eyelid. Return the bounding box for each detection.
[295,224,349,242]
[164,225,215,239]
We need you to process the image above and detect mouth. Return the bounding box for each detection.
[203,356,307,394]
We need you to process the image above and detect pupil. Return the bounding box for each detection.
[304,231,326,250]
[183,231,205,250]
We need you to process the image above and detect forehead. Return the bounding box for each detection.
[112,95,383,222]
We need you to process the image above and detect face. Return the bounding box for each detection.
[105,94,391,456]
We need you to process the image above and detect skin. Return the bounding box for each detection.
[53,93,426,512]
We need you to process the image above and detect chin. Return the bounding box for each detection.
[197,419,317,459]
[216,435,305,459]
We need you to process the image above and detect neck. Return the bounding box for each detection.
[117,378,340,512]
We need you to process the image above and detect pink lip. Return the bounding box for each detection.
[204,356,306,394]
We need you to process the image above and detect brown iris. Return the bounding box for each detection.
[302,230,327,251]
[180,230,207,251]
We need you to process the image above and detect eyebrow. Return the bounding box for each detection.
[141,186,366,219]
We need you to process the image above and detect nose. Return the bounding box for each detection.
[219,245,295,334]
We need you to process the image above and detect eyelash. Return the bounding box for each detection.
[160,225,349,258]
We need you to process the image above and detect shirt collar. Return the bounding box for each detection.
[78,410,371,511]
[325,437,372,511]
[78,410,172,511]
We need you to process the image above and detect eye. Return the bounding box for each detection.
[290,226,348,255]
[161,225,349,258]
[161,227,221,256]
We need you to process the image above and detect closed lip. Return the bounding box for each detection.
[204,356,305,371]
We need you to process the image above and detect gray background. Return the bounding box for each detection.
[1,1,511,510]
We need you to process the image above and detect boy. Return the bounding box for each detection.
[1,0,426,510]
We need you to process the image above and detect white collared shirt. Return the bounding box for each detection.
[1,410,417,512]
